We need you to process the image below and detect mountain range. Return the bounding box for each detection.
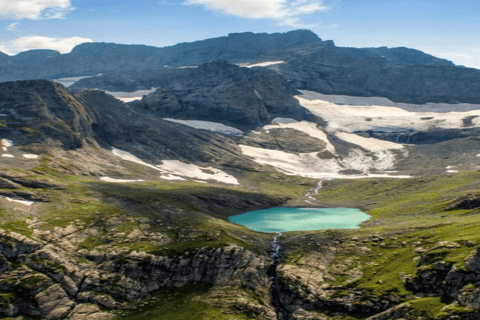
[1,30,480,320]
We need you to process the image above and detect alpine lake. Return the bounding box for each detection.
[229,207,370,233]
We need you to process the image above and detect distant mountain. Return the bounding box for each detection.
[274,45,480,104]
[0,30,325,82]
[2,29,480,104]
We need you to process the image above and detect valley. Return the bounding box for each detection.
[0,30,480,320]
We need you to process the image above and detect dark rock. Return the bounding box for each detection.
[241,128,326,153]
[446,194,480,211]
[129,60,317,128]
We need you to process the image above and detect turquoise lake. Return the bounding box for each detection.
[228,207,370,233]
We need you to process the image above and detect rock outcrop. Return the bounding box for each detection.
[272,45,480,104]
[0,227,274,319]
[0,79,261,172]
[127,60,317,128]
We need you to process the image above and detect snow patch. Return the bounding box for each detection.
[271,118,298,124]
[241,61,285,68]
[2,154,14,158]
[2,197,34,206]
[111,147,238,184]
[106,88,157,103]
[447,170,459,173]
[23,154,39,159]
[239,144,340,179]
[100,177,145,183]
[0,114,7,116]
[164,119,244,136]
[157,161,239,185]
[335,132,404,151]
[1,139,13,147]
[112,148,160,171]
[239,144,408,180]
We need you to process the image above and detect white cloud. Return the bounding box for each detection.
[7,22,19,31]
[184,0,329,26]
[0,36,92,55]
[0,0,74,20]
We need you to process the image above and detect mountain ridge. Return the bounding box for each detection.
[0,29,457,83]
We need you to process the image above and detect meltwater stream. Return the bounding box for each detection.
[267,233,291,320]
[229,207,371,319]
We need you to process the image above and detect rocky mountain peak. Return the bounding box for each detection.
[226,29,322,47]
[13,49,61,59]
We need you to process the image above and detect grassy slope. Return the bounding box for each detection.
[4,153,480,319]
[0,160,316,319]
[278,171,480,318]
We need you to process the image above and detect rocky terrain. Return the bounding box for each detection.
[2,30,480,320]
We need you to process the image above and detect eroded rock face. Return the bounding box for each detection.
[129,60,316,128]
[0,79,262,173]
[241,128,327,153]
[465,248,480,273]
[273,46,480,104]
[0,227,274,319]
[447,195,480,211]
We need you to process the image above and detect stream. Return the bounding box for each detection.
[267,233,292,320]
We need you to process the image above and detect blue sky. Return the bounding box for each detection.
[0,0,479,68]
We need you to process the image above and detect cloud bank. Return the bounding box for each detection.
[0,36,92,55]
[0,0,74,20]
[184,0,329,26]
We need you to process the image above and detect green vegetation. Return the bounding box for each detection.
[241,171,316,199]
[5,151,480,319]
[0,220,33,237]
[274,171,480,317]
[116,284,248,320]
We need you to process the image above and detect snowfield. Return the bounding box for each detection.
[296,90,480,132]
[111,147,238,184]
[106,88,158,103]
[164,119,244,136]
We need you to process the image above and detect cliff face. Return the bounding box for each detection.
[273,46,480,104]
[127,61,316,128]
[0,79,261,171]
[0,229,275,319]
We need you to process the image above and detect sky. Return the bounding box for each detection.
[0,0,479,69]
